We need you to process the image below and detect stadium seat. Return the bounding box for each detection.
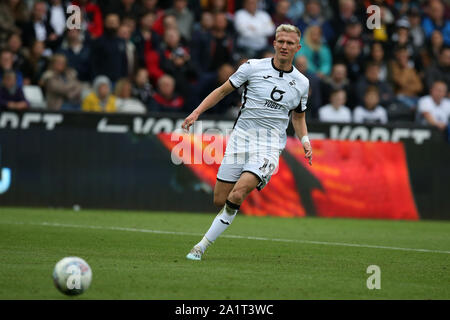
[23,85,46,109]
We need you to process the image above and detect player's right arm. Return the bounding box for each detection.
[181,80,235,132]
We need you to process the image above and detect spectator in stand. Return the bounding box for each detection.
[106,0,143,21]
[422,0,450,46]
[132,11,162,70]
[424,46,450,94]
[417,81,450,131]
[297,0,334,45]
[318,89,352,123]
[355,62,394,108]
[0,0,26,43]
[368,41,389,82]
[190,11,215,73]
[7,33,27,73]
[72,0,104,39]
[47,0,67,38]
[370,3,396,43]
[234,0,275,58]
[272,0,294,27]
[334,16,365,57]
[0,70,29,111]
[0,49,24,88]
[192,12,235,73]
[159,28,197,99]
[320,62,353,107]
[91,13,128,84]
[353,86,388,124]
[294,55,322,119]
[114,77,146,113]
[422,30,445,68]
[408,7,425,49]
[390,45,423,108]
[335,37,364,83]
[82,75,117,112]
[297,25,332,79]
[58,29,92,82]
[331,0,357,45]
[153,74,185,112]
[118,23,139,78]
[39,54,82,111]
[132,67,156,111]
[21,1,60,53]
[21,41,48,85]
[165,0,195,42]
[390,18,420,69]
[193,63,240,114]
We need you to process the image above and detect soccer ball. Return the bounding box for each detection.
[52,257,92,296]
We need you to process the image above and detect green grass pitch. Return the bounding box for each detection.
[0,207,449,299]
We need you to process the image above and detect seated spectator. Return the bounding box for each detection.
[7,33,27,73]
[367,41,389,82]
[21,1,60,53]
[72,0,104,39]
[190,11,214,73]
[193,63,240,114]
[421,30,445,69]
[152,74,184,112]
[297,25,332,78]
[0,0,24,43]
[0,49,24,87]
[355,62,394,108]
[320,63,353,107]
[0,70,29,111]
[91,13,128,84]
[424,46,450,93]
[118,23,139,77]
[272,0,294,28]
[408,7,425,49]
[334,16,364,56]
[353,86,388,124]
[335,38,364,83]
[318,89,352,123]
[330,0,358,43]
[82,75,117,112]
[421,0,450,46]
[132,68,156,111]
[21,41,48,85]
[296,0,334,45]
[39,54,82,111]
[390,45,423,108]
[48,0,67,37]
[234,0,275,58]
[114,78,146,114]
[132,11,161,68]
[390,18,420,69]
[160,28,197,98]
[58,29,92,82]
[294,55,322,119]
[165,0,195,42]
[417,81,450,131]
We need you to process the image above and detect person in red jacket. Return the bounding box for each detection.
[152,74,184,112]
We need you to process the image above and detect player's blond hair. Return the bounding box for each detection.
[275,24,302,40]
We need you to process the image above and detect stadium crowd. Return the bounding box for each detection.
[0,0,449,132]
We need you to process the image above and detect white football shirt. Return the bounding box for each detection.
[228,58,309,149]
[318,104,352,123]
[353,105,388,124]
[417,95,450,125]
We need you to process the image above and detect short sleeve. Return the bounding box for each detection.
[418,96,432,114]
[294,81,309,113]
[229,61,252,89]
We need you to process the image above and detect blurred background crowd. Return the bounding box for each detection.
[0,0,449,131]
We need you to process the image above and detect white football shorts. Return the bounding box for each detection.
[216,127,282,190]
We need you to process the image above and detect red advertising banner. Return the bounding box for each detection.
[158,133,419,220]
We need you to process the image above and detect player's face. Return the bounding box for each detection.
[273,31,301,63]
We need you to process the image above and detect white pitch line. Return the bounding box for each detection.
[3,221,450,255]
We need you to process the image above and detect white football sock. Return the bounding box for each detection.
[199,200,240,250]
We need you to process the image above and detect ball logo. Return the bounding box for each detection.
[66,264,82,290]
[270,86,285,102]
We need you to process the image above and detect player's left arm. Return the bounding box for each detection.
[292,111,313,166]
